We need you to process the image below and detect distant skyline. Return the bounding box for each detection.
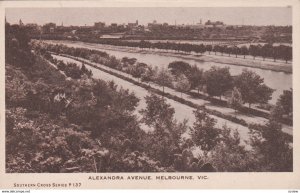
[6,7,292,26]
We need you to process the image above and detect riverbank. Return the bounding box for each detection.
[46,40,292,73]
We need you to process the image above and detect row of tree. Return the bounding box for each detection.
[78,38,292,63]
[42,51,93,79]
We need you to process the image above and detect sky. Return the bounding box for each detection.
[5,7,292,26]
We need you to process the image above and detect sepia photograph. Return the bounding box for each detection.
[1,0,300,190]
[4,6,294,173]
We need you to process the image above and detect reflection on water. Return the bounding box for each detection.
[54,41,292,104]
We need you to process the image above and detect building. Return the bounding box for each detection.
[127,20,138,28]
[94,22,105,29]
[19,19,24,26]
[185,20,205,30]
[147,20,165,30]
[111,23,118,28]
[205,20,225,28]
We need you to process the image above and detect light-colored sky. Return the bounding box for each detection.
[5,7,292,26]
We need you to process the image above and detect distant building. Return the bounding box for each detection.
[107,23,117,31]
[128,20,138,28]
[19,19,24,26]
[205,20,225,28]
[147,20,163,29]
[186,20,205,29]
[111,23,118,28]
[94,22,105,29]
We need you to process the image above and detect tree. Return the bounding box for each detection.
[5,24,34,68]
[204,66,233,99]
[206,45,212,55]
[271,89,293,121]
[174,74,191,98]
[89,54,102,63]
[226,46,232,57]
[81,63,92,78]
[209,125,256,172]
[57,60,66,71]
[284,46,292,63]
[261,44,273,61]
[188,65,204,92]
[194,44,206,55]
[219,45,226,56]
[131,62,148,81]
[64,63,82,79]
[249,121,292,171]
[141,66,155,85]
[240,46,248,59]
[278,89,293,116]
[121,57,137,66]
[213,45,219,55]
[155,68,174,93]
[106,56,121,69]
[168,61,192,77]
[272,46,279,62]
[139,93,188,167]
[190,109,220,153]
[140,93,175,128]
[228,87,243,113]
[233,46,240,58]
[249,45,260,60]
[234,69,273,108]
[278,45,292,63]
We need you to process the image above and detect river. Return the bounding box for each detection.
[46,40,292,104]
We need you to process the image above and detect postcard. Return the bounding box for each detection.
[0,0,299,189]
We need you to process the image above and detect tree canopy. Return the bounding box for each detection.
[204,66,233,99]
[168,61,192,77]
[234,69,273,108]
[174,74,191,98]
[155,68,174,93]
[190,109,220,152]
